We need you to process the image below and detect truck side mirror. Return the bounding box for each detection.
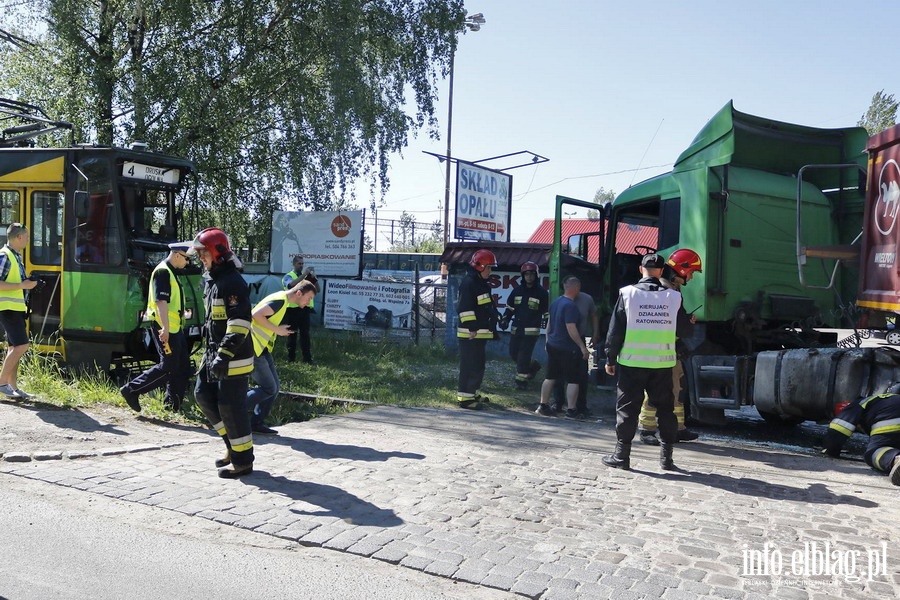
[567,234,582,255]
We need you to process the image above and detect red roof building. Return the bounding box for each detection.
[527,219,658,262]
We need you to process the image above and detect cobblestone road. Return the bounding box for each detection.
[1,400,898,599]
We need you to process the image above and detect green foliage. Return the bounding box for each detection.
[859,90,899,135]
[587,186,616,219]
[387,211,443,252]
[0,0,466,252]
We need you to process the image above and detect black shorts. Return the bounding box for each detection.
[546,345,583,382]
[0,310,28,347]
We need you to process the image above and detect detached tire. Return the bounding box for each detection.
[757,409,804,427]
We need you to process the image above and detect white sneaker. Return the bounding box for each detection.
[12,388,33,399]
[0,384,16,398]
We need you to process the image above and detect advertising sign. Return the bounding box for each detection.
[270,210,361,276]
[454,161,512,242]
[324,280,414,331]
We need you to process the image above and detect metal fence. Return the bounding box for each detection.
[356,278,448,345]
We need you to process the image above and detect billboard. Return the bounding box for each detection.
[324,280,414,330]
[270,210,362,276]
[454,161,512,242]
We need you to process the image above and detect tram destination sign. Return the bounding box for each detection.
[122,161,180,185]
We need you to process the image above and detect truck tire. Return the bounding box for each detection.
[757,409,804,427]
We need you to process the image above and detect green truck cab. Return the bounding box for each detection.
[552,101,888,425]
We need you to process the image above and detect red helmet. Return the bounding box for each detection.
[667,248,702,278]
[470,249,498,272]
[189,227,233,264]
[520,261,539,274]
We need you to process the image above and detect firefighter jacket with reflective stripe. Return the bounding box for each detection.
[503,282,548,336]
[282,269,317,308]
[605,277,692,369]
[202,261,254,377]
[145,260,183,333]
[823,392,900,457]
[0,245,25,312]
[250,290,289,356]
[456,268,497,339]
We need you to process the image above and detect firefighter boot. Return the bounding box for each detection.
[218,464,253,479]
[639,429,660,446]
[215,450,231,468]
[602,442,631,470]
[890,456,900,487]
[660,443,675,470]
[527,360,542,377]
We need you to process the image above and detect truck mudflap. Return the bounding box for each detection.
[753,347,900,422]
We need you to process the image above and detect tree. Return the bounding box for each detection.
[587,187,616,219]
[388,212,442,252]
[859,90,898,135]
[0,0,466,251]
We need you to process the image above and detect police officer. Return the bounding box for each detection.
[823,384,900,486]
[638,248,702,445]
[456,249,498,410]
[247,280,316,435]
[189,228,255,479]
[500,261,548,389]
[282,255,319,364]
[120,241,193,412]
[603,253,693,470]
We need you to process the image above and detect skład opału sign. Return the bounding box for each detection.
[454,161,512,242]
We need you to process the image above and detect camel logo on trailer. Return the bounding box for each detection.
[331,215,352,238]
[874,159,900,236]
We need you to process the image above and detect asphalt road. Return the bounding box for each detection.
[0,475,513,600]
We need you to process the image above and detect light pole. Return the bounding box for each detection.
[442,12,485,246]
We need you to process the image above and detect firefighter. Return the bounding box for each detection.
[456,249,499,410]
[189,228,255,479]
[602,253,693,470]
[639,248,702,445]
[822,384,900,486]
[499,261,548,389]
[120,241,193,412]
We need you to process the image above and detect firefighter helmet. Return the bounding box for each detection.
[470,249,498,272]
[521,261,539,274]
[189,227,233,264]
[667,248,703,278]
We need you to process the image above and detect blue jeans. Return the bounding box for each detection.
[248,350,279,427]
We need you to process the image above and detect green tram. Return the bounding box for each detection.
[0,124,203,372]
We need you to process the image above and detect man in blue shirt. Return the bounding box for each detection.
[535,276,590,419]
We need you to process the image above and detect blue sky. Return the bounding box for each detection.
[367,1,896,244]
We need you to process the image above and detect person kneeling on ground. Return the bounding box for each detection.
[822,383,900,487]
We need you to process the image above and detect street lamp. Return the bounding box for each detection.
[442,12,486,246]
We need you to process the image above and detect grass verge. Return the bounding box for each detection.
[14,329,548,426]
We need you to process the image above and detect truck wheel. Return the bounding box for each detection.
[757,409,804,427]
[886,331,900,346]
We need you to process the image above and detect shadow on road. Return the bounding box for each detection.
[247,470,405,527]
[260,435,425,462]
[635,469,880,508]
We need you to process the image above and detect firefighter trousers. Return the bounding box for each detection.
[509,332,539,381]
[457,338,487,402]
[195,370,254,468]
